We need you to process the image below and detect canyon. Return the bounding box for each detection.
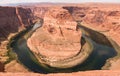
[0,3,120,76]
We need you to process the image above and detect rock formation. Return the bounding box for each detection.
[27,7,82,62]
[64,4,120,70]
[64,5,120,46]
[0,7,33,41]
[0,3,120,76]
[0,6,32,72]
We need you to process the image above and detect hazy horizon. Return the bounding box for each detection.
[0,0,120,5]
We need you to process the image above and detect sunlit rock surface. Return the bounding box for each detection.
[64,4,120,46]
[27,7,82,61]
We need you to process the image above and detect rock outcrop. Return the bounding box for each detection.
[64,4,120,70]
[0,6,33,42]
[0,6,33,72]
[64,4,120,46]
[27,7,82,61]
[0,6,48,43]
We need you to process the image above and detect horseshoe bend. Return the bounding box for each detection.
[0,3,120,76]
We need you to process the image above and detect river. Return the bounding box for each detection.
[9,22,118,73]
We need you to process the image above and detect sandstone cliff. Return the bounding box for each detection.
[0,6,47,72]
[0,6,48,43]
[0,6,33,72]
[64,5,120,70]
[64,5,120,46]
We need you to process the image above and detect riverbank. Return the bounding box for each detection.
[78,22,120,70]
[6,19,94,73]
[4,26,33,72]
[33,36,93,69]
[6,21,117,73]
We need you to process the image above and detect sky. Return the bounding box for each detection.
[0,0,120,5]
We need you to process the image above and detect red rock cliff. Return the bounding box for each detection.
[0,6,48,72]
[64,5,120,46]
[0,6,48,43]
[0,6,33,42]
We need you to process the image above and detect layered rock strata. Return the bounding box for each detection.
[27,7,82,62]
[64,5,120,70]
[64,5,120,46]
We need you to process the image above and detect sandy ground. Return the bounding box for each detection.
[0,33,29,72]
[1,70,120,76]
[109,59,120,70]
[5,60,29,72]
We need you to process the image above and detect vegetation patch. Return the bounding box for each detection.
[4,26,33,64]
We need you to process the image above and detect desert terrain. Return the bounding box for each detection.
[0,3,120,76]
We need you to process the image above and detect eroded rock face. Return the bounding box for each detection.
[30,7,48,19]
[0,6,47,43]
[64,4,120,70]
[0,6,47,72]
[64,5,120,46]
[27,7,82,61]
[0,6,34,71]
[63,7,88,21]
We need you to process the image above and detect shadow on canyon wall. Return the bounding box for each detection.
[0,6,33,44]
[0,62,4,72]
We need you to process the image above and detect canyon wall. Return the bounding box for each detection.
[0,6,47,43]
[0,6,47,72]
[64,5,120,46]
[0,7,33,71]
[64,5,120,70]
[0,6,32,42]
